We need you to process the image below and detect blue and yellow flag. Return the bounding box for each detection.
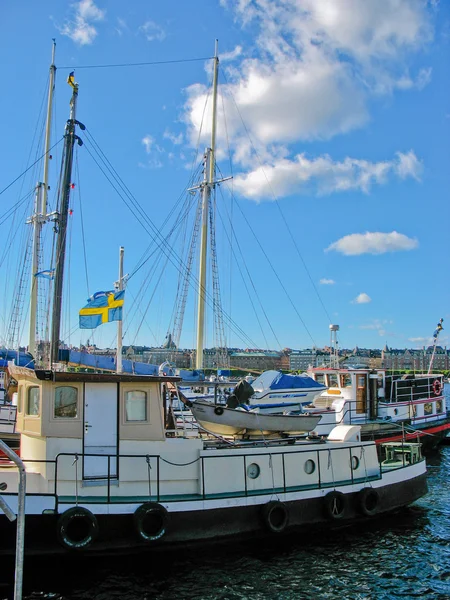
[67,71,77,89]
[79,290,125,329]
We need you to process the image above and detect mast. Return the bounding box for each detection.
[28,40,56,358]
[195,40,219,370]
[116,246,124,374]
[50,74,83,364]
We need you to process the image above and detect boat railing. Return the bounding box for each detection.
[385,376,444,403]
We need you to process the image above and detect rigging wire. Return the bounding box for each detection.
[58,57,214,70]
[79,134,258,349]
[217,163,317,347]
[0,138,64,198]
[75,151,90,297]
[219,66,333,328]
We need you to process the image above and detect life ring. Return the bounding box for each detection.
[134,502,168,542]
[323,491,346,520]
[214,406,224,416]
[56,506,99,550]
[261,500,289,533]
[357,488,379,517]
[433,379,442,396]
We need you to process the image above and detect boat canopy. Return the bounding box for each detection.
[0,349,34,369]
[252,370,326,392]
[68,350,159,375]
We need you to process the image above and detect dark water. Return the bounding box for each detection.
[0,446,448,600]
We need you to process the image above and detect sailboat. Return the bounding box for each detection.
[0,43,429,560]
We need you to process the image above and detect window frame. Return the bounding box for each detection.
[54,385,79,419]
[124,389,148,423]
[26,386,40,417]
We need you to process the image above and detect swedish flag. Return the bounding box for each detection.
[79,290,125,329]
[67,71,77,89]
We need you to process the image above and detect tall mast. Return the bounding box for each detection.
[28,40,56,358]
[116,246,124,374]
[195,40,219,370]
[50,74,82,364]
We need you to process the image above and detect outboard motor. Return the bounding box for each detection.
[234,380,255,403]
[226,379,255,409]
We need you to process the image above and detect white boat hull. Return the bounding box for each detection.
[191,400,321,435]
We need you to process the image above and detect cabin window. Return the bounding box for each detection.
[350,456,360,470]
[17,386,23,413]
[424,403,433,416]
[304,459,316,474]
[340,374,352,388]
[26,386,40,416]
[125,390,147,422]
[327,374,339,388]
[436,400,443,414]
[315,374,325,385]
[54,386,78,418]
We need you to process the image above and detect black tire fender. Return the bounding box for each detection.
[323,491,347,520]
[357,487,379,517]
[134,502,169,542]
[56,506,99,550]
[261,500,289,533]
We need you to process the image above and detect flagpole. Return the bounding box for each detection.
[427,318,444,375]
[51,73,84,365]
[116,247,124,374]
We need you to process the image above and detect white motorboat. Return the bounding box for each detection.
[228,370,327,414]
[190,399,321,435]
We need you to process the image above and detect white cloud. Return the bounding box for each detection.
[327,231,418,256]
[139,20,166,42]
[179,1,433,200]
[408,336,432,344]
[59,0,105,45]
[359,319,393,336]
[221,46,243,62]
[142,135,154,154]
[232,151,421,200]
[163,130,184,145]
[320,278,335,285]
[352,293,371,304]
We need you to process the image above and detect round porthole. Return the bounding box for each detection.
[304,459,316,475]
[247,463,260,479]
[351,456,360,470]
[394,408,398,416]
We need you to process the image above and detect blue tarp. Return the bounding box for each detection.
[68,350,159,375]
[252,370,326,392]
[270,373,326,390]
[0,349,34,369]
[177,369,205,381]
[218,369,231,377]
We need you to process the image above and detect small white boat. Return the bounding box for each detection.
[191,399,321,435]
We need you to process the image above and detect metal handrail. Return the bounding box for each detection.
[0,439,26,600]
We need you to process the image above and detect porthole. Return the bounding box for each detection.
[247,463,260,479]
[351,456,360,470]
[393,408,398,416]
[304,459,316,475]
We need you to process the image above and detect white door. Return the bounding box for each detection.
[83,382,118,479]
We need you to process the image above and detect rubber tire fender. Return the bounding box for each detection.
[357,487,379,517]
[214,406,224,416]
[323,491,347,520]
[261,500,289,533]
[134,502,169,542]
[56,506,99,551]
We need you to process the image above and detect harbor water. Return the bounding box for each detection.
[2,401,450,599]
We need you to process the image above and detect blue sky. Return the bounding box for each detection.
[0,0,449,353]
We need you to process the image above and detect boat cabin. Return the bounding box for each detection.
[11,365,180,481]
